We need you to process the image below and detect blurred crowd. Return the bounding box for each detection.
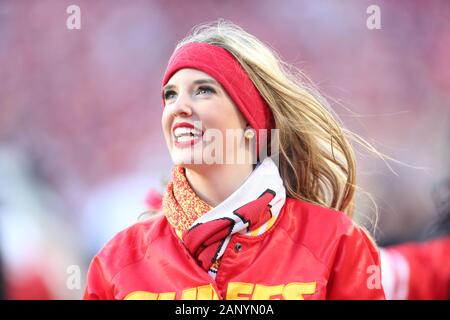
[0,0,448,299]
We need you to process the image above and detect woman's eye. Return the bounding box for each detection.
[164,90,177,101]
[196,86,216,96]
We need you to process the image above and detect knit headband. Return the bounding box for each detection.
[161,42,274,156]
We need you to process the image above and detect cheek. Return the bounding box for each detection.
[217,106,246,132]
[161,108,172,144]
[202,100,244,131]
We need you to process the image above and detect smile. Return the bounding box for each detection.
[172,122,203,147]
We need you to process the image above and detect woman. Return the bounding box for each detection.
[84,20,385,300]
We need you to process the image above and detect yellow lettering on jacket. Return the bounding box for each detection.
[157,292,176,300]
[123,281,316,300]
[282,282,317,300]
[252,284,284,300]
[197,284,219,300]
[180,287,197,299]
[226,282,254,300]
[124,291,158,300]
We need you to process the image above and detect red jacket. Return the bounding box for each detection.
[84,198,385,300]
[382,236,450,300]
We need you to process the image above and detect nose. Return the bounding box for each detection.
[171,93,193,117]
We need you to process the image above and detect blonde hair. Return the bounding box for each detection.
[174,20,379,218]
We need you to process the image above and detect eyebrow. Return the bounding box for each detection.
[162,78,220,92]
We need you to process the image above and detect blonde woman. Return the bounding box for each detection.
[84,20,385,300]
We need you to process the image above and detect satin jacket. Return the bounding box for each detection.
[381,236,450,300]
[84,198,386,300]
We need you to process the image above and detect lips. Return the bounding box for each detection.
[172,122,203,147]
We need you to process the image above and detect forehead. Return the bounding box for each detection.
[166,68,216,85]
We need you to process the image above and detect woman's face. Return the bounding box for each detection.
[161,68,250,167]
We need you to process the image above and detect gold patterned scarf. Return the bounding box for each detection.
[163,166,212,233]
[162,158,286,278]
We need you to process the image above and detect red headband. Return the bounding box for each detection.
[162,42,274,156]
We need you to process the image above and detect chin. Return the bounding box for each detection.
[170,147,204,166]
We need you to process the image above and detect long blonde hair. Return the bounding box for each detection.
[175,20,375,218]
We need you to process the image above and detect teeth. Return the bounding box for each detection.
[173,127,202,138]
[176,135,198,142]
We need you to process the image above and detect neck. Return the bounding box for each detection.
[185,164,253,207]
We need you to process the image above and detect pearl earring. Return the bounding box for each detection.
[244,128,255,140]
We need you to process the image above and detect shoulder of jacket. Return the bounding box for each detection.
[283,197,355,236]
[280,197,372,251]
[281,198,376,267]
[94,214,168,273]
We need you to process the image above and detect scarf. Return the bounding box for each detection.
[162,157,286,278]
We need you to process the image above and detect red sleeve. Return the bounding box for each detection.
[326,224,386,300]
[83,255,114,300]
[385,236,450,300]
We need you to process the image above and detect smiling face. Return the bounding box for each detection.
[161,68,251,167]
